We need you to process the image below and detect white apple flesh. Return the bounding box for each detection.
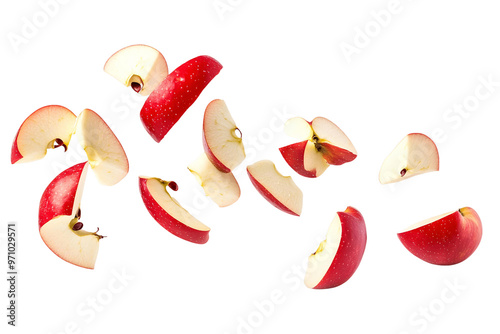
[39,162,103,269]
[379,133,439,184]
[75,109,129,186]
[202,99,245,173]
[246,160,303,216]
[104,44,168,96]
[188,154,240,207]
[11,105,76,164]
[139,177,210,244]
[305,207,367,289]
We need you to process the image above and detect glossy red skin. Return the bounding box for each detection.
[11,128,23,164]
[397,208,482,265]
[279,141,318,178]
[320,142,357,165]
[140,55,223,143]
[39,162,87,229]
[246,168,299,216]
[202,130,230,173]
[314,207,367,289]
[139,177,209,244]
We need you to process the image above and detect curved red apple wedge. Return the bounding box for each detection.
[75,109,129,186]
[246,160,303,216]
[12,105,76,164]
[139,176,210,244]
[305,207,367,289]
[379,133,439,184]
[202,99,245,173]
[140,55,223,142]
[39,162,103,269]
[397,208,482,265]
[104,44,169,96]
[279,141,328,178]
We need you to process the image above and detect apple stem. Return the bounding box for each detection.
[53,139,68,152]
[400,168,407,177]
[131,82,142,93]
[94,227,106,239]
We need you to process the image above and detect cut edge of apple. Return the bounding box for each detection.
[11,105,76,164]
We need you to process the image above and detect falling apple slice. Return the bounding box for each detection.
[140,55,223,142]
[104,44,169,96]
[11,105,76,164]
[305,207,367,289]
[39,162,104,269]
[280,116,357,178]
[139,176,210,244]
[379,133,439,184]
[397,208,482,265]
[247,160,303,216]
[188,154,240,207]
[75,109,129,186]
[203,99,246,173]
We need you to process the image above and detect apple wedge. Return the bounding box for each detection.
[139,176,210,244]
[75,109,129,186]
[188,154,240,207]
[397,208,482,265]
[246,160,303,216]
[203,99,245,173]
[140,55,223,142]
[379,133,439,184]
[11,105,76,164]
[279,117,357,178]
[305,207,367,289]
[39,162,104,269]
[104,44,168,96]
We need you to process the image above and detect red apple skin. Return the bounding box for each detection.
[140,55,223,143]
[319,142,357,165]
[246,168,299,216]
[314,207,367,289]
[397,208,482,265]
[138,177,209,244]
[279,141,318,178]
[39,162,88,229]
[11,128,23,164]
[203,130,230,173]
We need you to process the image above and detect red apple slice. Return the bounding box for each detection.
[75,109,129,186]
[202,99,245,173]
[39,162,104,269]
[140,55,223,142]
[104,44,169,96]
[305,207,367,289]
[379,133,439,184]
[188,154,240,207]
[11,105,76,164]
[397,208,482,265]
[246,160,303,216]
[280,116,357,178]
[139,176,210,244]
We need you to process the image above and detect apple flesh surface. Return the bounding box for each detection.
[188,154,240,207]
[305,207,367,289]
[280,117,357,178]
[11,105,76,164]
[39,162,103,269]
[140,55,223,143]
[75,108,129,186]
[202,99,245,173]
[379,133,439,184]
[397,207,482,265]
[246,160,303,216]
[139,176,210,244]
[104,44,168,96]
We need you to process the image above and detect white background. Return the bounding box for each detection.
[1,0,500,333]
